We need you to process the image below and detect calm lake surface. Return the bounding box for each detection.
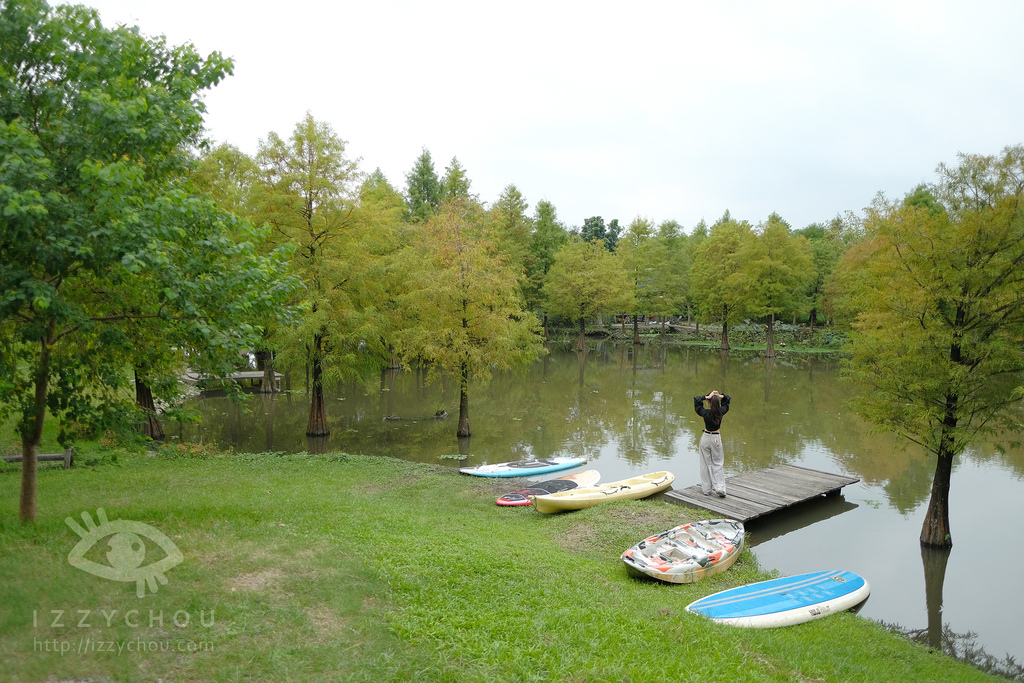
[174,344,1024,669]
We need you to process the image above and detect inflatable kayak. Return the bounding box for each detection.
[621,519,745,583]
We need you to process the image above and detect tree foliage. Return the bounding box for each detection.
[839,146,1024,547]
[690,216,755,349]
[0,0,297,522]
[580,216,620,251]
[405,147,440,223]
[489,184,533,289]
[254,114,385,435]
[440,156,475,203]
[543,238,632,350]
[738,213,814,356]
[394,199,545,436]
[617,217,661,342]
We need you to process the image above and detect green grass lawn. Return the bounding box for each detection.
[0,451,995,681]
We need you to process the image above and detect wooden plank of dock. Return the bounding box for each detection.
[662,464,860,523]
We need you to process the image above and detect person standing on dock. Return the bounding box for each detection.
[694,390,730,497]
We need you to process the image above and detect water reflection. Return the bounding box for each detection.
[173,345,1024,670]
[747,494,859,546]
[175,344,1024,492]
[922,545,951,650]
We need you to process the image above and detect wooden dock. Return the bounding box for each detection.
[663,464,860,523]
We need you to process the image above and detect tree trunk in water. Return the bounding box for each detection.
[306,333,329,436]
[134,369,165,440]
[921,449,954,547]
[921,396,956,547]
[456,362,471,437]
[633,315,640,345]
[719,318,730,351]
[262,392,276,452]
[543,313,549,340]
[576,318,587,352]
[20,336,52,524]
[764,314,776,358]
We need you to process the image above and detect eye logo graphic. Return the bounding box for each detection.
[65,508,183,598]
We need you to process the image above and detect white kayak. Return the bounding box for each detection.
[529,471,675,514]
[621,519,745,583]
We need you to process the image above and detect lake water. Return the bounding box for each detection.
[173,344,1024,673]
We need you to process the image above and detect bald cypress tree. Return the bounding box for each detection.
[840,146,1024,548]
[405,148,441,223]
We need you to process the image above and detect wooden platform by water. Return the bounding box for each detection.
[663,464,860,523]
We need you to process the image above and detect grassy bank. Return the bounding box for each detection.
[0,451,993,682]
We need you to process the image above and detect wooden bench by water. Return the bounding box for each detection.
[663,464,859,523]
[182,371,284,388]
[2,447,75,469]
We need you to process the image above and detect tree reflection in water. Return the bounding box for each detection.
[880,620,1024,681]
[873,545,1024,681]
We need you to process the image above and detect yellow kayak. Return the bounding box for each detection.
[530,471,675,514]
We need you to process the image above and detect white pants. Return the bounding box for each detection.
[699,432,726,495]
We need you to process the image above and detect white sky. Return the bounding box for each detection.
[82,0,1024,232]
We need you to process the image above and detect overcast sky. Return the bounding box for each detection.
[82,0,1024,232]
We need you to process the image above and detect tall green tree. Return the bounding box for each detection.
[354,168,412,370]
[440,156,475,203]
[405,147,440,223]
[191,142,259,215]
[794,221,846,329]
[690,215,755,349]
[0,0,296,522]
[191,142,287,393]
[489,184,533,290]
[839,146,1024,547]
[255,114,384,436]
[543,238,632,351]
[526,199,569,335]
[395,199,544,437]
[679,220,709,323]
[617,217,659,343]
[581,216,620,251]
[649,220,689,330]
[738,213,814,357]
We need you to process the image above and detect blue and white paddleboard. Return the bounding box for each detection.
[459,456,587,478]
[685,570,870,628]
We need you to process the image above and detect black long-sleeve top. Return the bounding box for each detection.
[694,394,731,432]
